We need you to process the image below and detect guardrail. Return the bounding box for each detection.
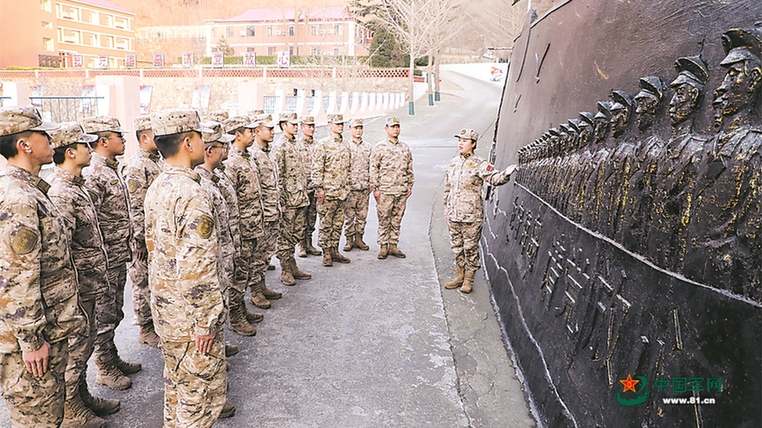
[0,68,409,80]
[29,96,104,122]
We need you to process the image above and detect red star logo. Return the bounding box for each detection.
[619,374,640,393]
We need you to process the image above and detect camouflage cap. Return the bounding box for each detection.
[247,109,265,116]
[134,115,152,132]
[385,116,401,126]
[349,118,364,128]
[207,110,230,122]
[150,109,211,137]
[81,116,128,134]
[0,105,59,137]
[454,128,478,141]
[49,122,98,149]
[327,114,348,124]
[299,115,316,125]
[278,112,299,124]
[253,114,276,128]
[200,121,234,144]
[223,116,256,134]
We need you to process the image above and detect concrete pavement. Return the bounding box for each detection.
[0,70,535,427]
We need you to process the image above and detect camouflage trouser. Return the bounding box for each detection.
[448,221,484,271]
[254,220,280,282]
[65,294,96,400]
[94,263,127,364]
[304,190,318,241]
[161,333,226,428]
[278,208,305,260]
[233,238,257,294]
[129,256,153,328]
[344,189,370,237]
[376,193,408,245]
[1,340,68,428]
[318,196,346,248]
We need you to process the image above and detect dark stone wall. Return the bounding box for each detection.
[486,1,762,426]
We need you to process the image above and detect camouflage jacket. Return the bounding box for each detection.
[223,146,264,240]
[122,148,163,251]
[272,134,309,209]
[196,166,235,262]
[444,154,512,223]
[145,164,225,341]
[215,166,242,253]
[48,167,108,297]
[349,138,371,191]
[312,135,351,200]
[0,166,84,354]
[82,152,133,265]
[297,136,317,191]
[250,143,282,220]
[370,138,415,195]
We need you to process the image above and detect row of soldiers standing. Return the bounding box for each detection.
[0,104,414,427]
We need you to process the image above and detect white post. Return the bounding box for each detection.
[326,91,338,114]
[367,93,377,114]
[350,92,360,114]
[360,92,368,114]
[2,82,30,106]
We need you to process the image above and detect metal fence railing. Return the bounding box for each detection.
[0,96,11,108]
[30,96,103,123]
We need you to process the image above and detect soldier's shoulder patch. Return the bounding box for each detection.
[127,179,141,194]
[11,227,39,255]
[197,214,214,239]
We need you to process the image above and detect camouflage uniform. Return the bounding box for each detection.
[215,166,242,258]
[444,153,512,271]
[344,135,372,240]
[313,134,351,249]
[251,137,284,290]
[82,143,134,373]
[195,166,234,303]
[122,145,163,334]
[369,134,414,247]
[297,116,319,254]
[1,154,84,427]
[145,111,227,427]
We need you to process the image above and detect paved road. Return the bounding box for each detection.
[1,71,535,427]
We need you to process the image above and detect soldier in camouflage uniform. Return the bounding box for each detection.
[122,115,163,348]
[443,129,517,293]
[370,116,415,259]
[0,106,85,428]
[272,112,313,284]
[313,114,352,266]
[296,115,322,257]
[146,110,230,427]
[246,114,290,304]
[343,118,372,252]
[222,116,263,334]
[81,116,142,390]
[49,123,119,428]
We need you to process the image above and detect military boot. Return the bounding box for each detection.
[249,282,272,309]
[445,266,465,289]
[279,258,296,286]
[113,349,142,375]
[61,394,107,428]
[377,244,389,260]
[290,258,312,280]
[245,310,264,324]
[225,344,239,357]
[297,241,308,258]
[388,244,406,258]
[306,237,322,255]
[355,234,369,251]
[80,376,120,416]
[322,248,333,267]
[460,270,476,294]
[220,401,236,418]
[138,323,160,348]
[331,247,351,263]
[95,358,132,390]
[229,299,257,336]
[343,234,355,252]
[260,278,283,300]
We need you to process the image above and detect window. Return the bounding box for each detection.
[267,26,273,37]
[246,26,255,37]
[43,37,54,51]
[61,29,81,44]
[225,26,234,38]
[87,11,97,24]
[289,26,294,36]
[335,24,343,35]
[333,47,340,55]
[102,35,114,48]
[267,47,275,55]
[310,47,320,55]
[115,17,128,29]
[41,0,51,12]
[41,21,52,29]
[89,33,97,45]
[246,47,256,52]
[310,25,319,36]
[289,46,294,56]
[61,5,79,20]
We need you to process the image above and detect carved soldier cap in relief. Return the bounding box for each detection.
[299,115,315,125]
[671,56,709,90]
[200,121,234,144]
[635,76,666,102]
[134,115,152,132]
[568,119,583,133]
[151,109,211,137]
[81,116,128,134]
[610,91,635,112]
[595,101,613,120]
[721,23,762,66]
[579,111,596,128]
[327,114,348,124]
[49,122,98,149]
[454,128,478,141]
[278,112,299,124]
[0,105,59,137]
